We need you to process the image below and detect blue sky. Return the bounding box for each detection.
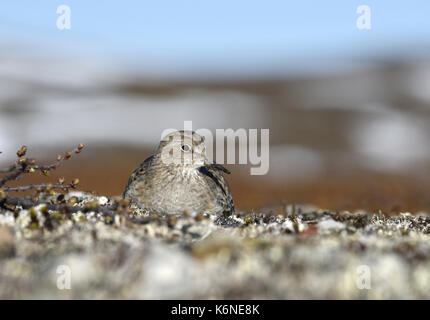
[1,0,430,77]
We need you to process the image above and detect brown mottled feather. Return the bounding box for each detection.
[123,131,234,216]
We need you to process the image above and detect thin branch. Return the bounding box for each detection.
[0,144,136,224]
[2,183,74,192]
[0,168,25,187]
[0,164,18,173]
[0,144,84,187]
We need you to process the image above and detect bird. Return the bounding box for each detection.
[123,130,234,216]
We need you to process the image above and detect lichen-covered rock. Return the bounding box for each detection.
[0,193,430,299]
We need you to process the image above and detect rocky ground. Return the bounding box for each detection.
[0,192,430,299]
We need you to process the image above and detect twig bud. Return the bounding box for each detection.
[17,146,27,157]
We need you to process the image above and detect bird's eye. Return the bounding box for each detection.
[181,144,191,152]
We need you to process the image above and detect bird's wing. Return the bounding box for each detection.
[198,164,235,215]
[123,155,155,198]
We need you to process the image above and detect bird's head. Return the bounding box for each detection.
[157,130,208,168]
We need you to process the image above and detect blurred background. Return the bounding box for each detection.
[2,0,430,213]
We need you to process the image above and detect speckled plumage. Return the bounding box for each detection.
[123,131,234,216]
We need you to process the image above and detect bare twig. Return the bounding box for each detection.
[2,183,75,192]
[0,168,25,187]
[0,145,84,187]
[0,164,18,173]
[0,144,141,225]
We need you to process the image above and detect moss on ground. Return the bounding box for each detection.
[0,192,430,299]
